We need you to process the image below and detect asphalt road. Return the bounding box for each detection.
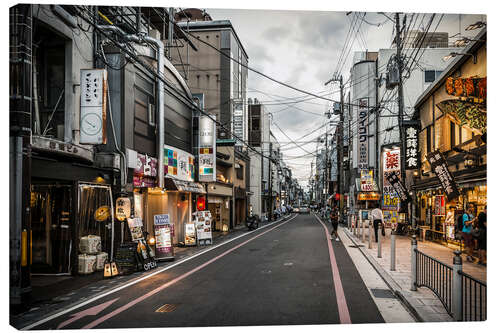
[29,213,385,329]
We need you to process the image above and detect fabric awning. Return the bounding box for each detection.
[164,177,206,194]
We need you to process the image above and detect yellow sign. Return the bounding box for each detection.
[94,206,110,221]
[357,193,380,201]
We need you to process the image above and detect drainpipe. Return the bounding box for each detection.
[97,25,165,188]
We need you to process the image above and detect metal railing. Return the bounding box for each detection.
[411,238,487,321]
[461,270,487,321]
[415,249,453,314]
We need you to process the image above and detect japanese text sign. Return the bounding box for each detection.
[404,123,419,170]
[357,98,369,170]
[426,150,460,200]
[385,171,410,206]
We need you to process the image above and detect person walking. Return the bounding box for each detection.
[462,204,476,262]
[330,206,339,241]
[476,206,487,266]
[371,204,384,243]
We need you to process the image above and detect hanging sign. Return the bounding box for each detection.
[199,115,217,182]
[434,195,446,216]
[382,147,401,210]
[385,171,410,206]
[80,69,107,144]
[360,170,374,191]
[357,98,369,170]
[153,214,175,260]
[426,150,460,201]
[94,206,110,222]
[403,123,420,170]
[115,197,131,221]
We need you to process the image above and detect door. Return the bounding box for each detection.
[30,184,73,274]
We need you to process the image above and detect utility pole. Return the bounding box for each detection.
[338,75,345,222]
[395,13,411,225]
[268,142,273,221]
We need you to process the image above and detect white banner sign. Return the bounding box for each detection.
[199,115,216,182]
[357,98,369,170]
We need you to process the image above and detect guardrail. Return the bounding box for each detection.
[415,249,453,315]
[411,235,487,321]
[461,270,487,321]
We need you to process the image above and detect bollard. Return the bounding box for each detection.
[390,231,396,271]
[368,221,373,249]
[377,227,382,258]
[362,220,366,243]
[452,250,463,321]
[410,234,418,291]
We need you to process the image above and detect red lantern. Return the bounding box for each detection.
[335,193,340,201]
[197,196,206,211]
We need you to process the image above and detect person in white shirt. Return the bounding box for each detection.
[371,204,384,242]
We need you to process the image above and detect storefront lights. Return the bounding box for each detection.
[148,237,155,245]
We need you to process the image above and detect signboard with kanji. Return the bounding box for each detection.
[385,171,410,206]
[357,98,369,170]
[404,123,419,170]
[426,150,460,200]
[382,147,400,210]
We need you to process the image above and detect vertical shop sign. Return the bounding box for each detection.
[426,150,460,200]
[153,214,175,259]
[434,195,446,216]
[233,99,244,146]
[80,69,107,144]
[198,115,217,182]
[404,123,419,169]
[357,98,369,170]
[382,147,401,209]
[385,171,410,206]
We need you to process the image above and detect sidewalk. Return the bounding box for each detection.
[342,224,486,322]
[11,215,290,329]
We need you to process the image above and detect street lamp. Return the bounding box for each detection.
[453,37,485,47]
[465,21,486,31]
[442,52,477,64]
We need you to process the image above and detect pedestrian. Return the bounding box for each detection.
[371,203,384,243]
[476,205,487,266]
[330,206,339,241]
[462,204,476,262]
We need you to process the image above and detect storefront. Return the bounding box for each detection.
[206,182,233,232]
[412,28,486,248]
[30,138,119,276]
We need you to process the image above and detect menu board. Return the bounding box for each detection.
[127,217,144,241]
[115,242,139,275]
[184,223,196,246]
[154,214,174,259]
[193,210,213,245]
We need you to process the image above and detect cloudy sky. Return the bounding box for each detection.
[204,8,485,189]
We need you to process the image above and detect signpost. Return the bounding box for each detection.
[153,214,175,260]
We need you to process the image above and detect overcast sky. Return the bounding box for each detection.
[204,8,485,189]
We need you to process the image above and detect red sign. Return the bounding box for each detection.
[197,196,206,211]
[335,193,340,201]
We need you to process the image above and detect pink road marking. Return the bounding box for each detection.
[315,215,352,324]
[57,298,119,329]
[82,216,296,329]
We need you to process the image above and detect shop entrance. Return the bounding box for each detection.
[30,184,73,275]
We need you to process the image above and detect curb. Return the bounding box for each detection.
[342,227,426,322]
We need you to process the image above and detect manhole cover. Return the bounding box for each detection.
[370,289,396,299]
[248,248,260,252]
[155,304,178,313]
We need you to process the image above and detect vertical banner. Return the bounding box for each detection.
[80,69,107,144]
[233,99,244,146]
[382,147,401,210]
[385,171,410,206]
[198,115,217,182]
[403,122,420,170]
[426,150,460,200]
[153,214,175,259]
[357,98,369,170]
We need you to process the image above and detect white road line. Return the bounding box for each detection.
[21,214,298,330]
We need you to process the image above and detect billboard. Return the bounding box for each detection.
[382,147,400,210]
[164,145,195,182]
[198,115,216,182]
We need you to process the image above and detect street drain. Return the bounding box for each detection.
[370,288,396,299]
[248,248,260,252]
[348,244,364,248]
[155,304,178,313]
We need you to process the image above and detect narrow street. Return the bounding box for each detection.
[25,214,413,330]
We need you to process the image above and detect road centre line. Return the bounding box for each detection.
[22,214,298,330]
[314,214,352,324]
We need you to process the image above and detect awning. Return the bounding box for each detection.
[164,177,206,194]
